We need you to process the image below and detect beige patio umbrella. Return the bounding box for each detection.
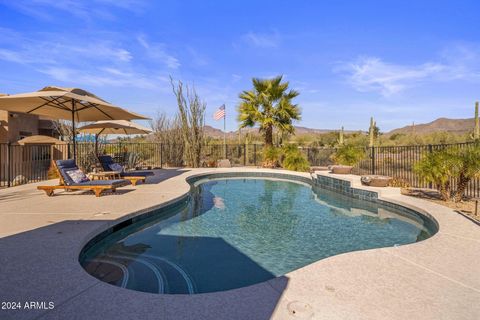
[77,120,152,155]
[77,120,152,135]
[15,135,67,145]
[0,86,149,160]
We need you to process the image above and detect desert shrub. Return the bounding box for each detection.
[126,153,140,170]
[414,144,480,201]
[262,146,281,168]
[282,145,310,172]
[413,148,458,201]
[388,177,411,188]
[171,78,206,168]
[331,144,366,166]
[452,144,480,201]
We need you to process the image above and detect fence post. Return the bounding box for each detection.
[253,144,257,167]
[7,142,11,187]
[243,144,246,166]
[160,143,163,169]
[428,144,433,189]
[371,146,375,175]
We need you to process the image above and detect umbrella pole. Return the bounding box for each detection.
[96,128,105,156]
[72,100,76,161]
[95,134,99,156]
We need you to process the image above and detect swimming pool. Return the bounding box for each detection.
[80,176,437,294]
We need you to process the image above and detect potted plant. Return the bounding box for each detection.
[330,144,365,174]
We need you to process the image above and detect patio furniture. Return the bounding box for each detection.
[98,155,154,179]
[37,159,129,197]
[90,167,146,186]
[89,171,122,180]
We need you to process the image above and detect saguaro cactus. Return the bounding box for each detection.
[474,102,479,140]
[369,117,376,147]
[244,132,252,163]
[338,126,344,145]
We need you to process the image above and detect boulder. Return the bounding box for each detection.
[12,175,28,186]
[330,165,353,174]
[217,159,232,168]
[361,175,392,187]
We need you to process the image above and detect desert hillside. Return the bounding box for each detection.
[387,118,474,135]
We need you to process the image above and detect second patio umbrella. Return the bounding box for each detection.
[0,86,149,160]
[77,120,152,155]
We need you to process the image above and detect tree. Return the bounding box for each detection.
[171,78,206,168]
[52,119,75,142]
[453,144,480,202]
[414,149,459,201]
[150,111,184,167]
[237,75,300,147]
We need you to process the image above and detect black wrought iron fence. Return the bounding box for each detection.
[1,141,480,197]
[0,142,265,188]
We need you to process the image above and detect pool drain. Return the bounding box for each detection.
[287,301,314,319]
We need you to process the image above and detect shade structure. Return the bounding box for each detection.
[77,120,152,135]
[77,120,152,155]
[14,135,66,145]
[0,86,149,160]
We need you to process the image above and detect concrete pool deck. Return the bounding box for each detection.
[0,168,479,320]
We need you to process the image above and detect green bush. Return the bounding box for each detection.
[413,144,480,201]
[282,145,310,172]
[331,144,366,166]
[452,144,480,201]
[413,149,458,200]
[262,146,281,168]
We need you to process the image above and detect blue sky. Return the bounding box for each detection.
[0,0,479,132]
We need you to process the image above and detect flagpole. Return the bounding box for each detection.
[223,105,226,159]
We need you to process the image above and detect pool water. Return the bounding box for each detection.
[81,177,435,294]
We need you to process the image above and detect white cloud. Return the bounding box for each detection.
[0,27,176,90]
[0,29,133,64]
[40,66,159,89]
[186,47,208,67]
[242,31,280,48]
[0,49,34,64]
[338,44,480,97]
[341,57,445,96]
[136,34,180,69]
[1,0,146,21]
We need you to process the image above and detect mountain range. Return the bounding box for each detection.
[204,117,474,138]
[386,117,474,135]
[203,125,362,139]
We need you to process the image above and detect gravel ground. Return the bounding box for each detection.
[401,188,480,223]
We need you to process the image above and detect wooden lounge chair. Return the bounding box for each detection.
[37,159,129,197]
[97,155,154,186]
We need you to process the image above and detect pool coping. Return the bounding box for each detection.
[78,171,439,272]
[0,168,479,320]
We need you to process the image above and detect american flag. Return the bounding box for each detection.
[213,104,226,120]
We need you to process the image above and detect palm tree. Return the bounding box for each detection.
[453,144,480,202]
[414,149,459,201]
[237,75,300,147]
